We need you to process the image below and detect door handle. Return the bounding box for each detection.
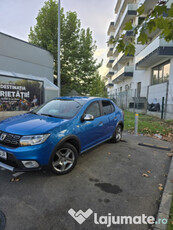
[99,121,103,126]
[114,117,117,120]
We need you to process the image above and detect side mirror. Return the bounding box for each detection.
[83,114,94,121]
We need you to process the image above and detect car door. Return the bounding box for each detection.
[101,100,118,138]
[79,101,106,150]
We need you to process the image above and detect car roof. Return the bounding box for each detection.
[55,96,111,102]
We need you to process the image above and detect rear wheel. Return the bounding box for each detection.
[49,143,78,175]
[110,125,122,143]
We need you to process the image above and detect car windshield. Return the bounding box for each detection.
[31,99,83,119]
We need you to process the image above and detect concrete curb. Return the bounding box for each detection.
[154,156,173,230]
[0,211,6,230]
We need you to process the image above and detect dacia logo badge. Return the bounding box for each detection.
[0,133,7,141]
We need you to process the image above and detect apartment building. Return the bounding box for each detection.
[106,0,173,119]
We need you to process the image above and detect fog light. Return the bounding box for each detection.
[21,161,39,168]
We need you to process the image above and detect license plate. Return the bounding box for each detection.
[0,150,7,159]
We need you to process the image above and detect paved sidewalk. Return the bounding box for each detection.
[0,111,26,122]
[0,133,172,230]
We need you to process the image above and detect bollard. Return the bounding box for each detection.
[134,113,139,136]
[161,97,164,120]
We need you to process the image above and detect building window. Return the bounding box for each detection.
[125,84,129,91]
[120,87,122,92]
[137,82,141,98]
[152,61,170,85]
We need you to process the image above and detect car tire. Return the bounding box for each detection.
[49,142,78,175]
[110,125,122,143]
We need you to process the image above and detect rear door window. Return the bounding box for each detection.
[102,100,115,115]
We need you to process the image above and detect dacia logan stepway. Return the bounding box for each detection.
[0,97,124,175]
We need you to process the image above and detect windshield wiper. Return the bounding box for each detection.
[40,113,58,118]
[29,111,38,115]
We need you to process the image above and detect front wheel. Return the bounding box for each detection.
[49,143,78,175]
[110,125,123,143]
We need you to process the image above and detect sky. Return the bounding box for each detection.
[0,0,116,76]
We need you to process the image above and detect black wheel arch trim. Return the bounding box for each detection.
[52,135,81,154]
[116,121,124,130]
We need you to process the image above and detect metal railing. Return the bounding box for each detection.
[109,82,172,120]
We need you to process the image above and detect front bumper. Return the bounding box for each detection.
[0,151,43,172]
[0,139,54,172]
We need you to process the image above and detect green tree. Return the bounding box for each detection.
[89,72,107,97]
[28,0,100,95]
[110,1,173,55]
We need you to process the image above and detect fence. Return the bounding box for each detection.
[109,82,172,120]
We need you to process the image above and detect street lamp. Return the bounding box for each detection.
[57,0,61,96]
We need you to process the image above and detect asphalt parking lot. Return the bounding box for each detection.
[0,133,172,230]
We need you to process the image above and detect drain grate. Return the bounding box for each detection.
[0,211,6,230]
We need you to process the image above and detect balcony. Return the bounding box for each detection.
[105,81,114,88]
[112,52,134,71]
[106,69,114,78]
[113,30,135,57]
[113,44,119,57]
[114,0,137,33]
[107,48,114,57]
[107,59,114,68]
[114,3,138,40]
[125,30,135,37]
[135,37,173,69]
[107,22,116,35]
[112,66,133,83]
[115,0,121,13]
[140,0,158,15]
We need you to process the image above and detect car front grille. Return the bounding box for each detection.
[0,131,21,147]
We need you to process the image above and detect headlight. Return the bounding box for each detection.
[20,134,50,146]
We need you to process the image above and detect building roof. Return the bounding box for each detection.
[0,32,50,54]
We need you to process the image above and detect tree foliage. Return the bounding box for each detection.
[110,1,173,55]
[89,72,107,98]
[28,0,100,95]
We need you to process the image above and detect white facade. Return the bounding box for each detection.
[106,0,173,119]
[0,32,54,82]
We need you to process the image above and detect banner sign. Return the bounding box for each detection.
[0,75,44,111]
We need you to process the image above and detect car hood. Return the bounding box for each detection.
[0,113,69,135]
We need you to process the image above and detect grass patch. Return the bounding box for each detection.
[124,111,173,140]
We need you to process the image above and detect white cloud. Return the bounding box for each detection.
[94,48,109,78]
[99,65,108,78]
[94,48,107,58]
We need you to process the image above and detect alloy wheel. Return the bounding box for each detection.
[116,126,122,141]
[52,148,75,173]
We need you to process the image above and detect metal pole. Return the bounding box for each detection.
[133,89,136,113]
[164,81,169,120]
[57,0,61,96]
[161,97,164,120]
[134,113,138,136]
[146,85,149,114]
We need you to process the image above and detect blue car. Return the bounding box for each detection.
[0,97,124,175]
